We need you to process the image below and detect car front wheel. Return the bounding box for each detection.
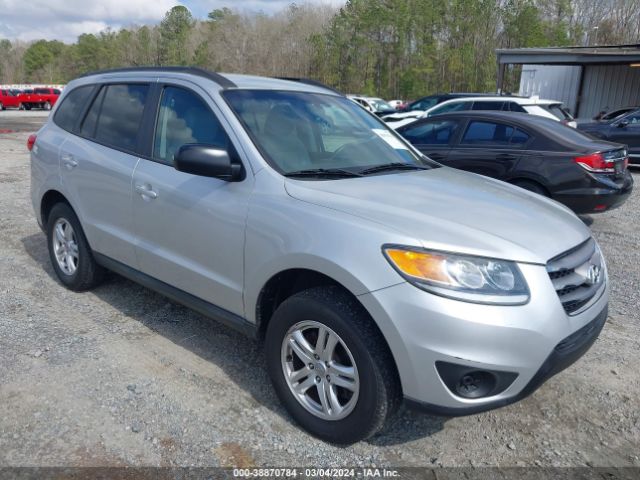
[265,286,400,444]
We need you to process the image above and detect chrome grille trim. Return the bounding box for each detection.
[546,238,595,273]
[547,238,604,315]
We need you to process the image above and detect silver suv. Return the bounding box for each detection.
[30,67,609,444]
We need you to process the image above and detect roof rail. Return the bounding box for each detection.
[276,77,342,95]
[79,66,236,89]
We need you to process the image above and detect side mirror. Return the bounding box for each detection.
[173,144,242,181]
[616,120,629,128]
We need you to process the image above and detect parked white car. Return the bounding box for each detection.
[347,95,397,116]
[384,96,577,129]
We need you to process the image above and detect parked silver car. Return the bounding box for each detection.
[30,67,609,444]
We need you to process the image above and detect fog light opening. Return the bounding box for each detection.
[455,371,497,399]
[435,361,518,400]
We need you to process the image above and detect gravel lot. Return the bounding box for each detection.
[0,111,639,468]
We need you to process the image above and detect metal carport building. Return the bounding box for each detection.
[496,44,640,119]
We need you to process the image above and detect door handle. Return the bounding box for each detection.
[497,153,517,161]
[135,184,158,199]
[428,152,445,161]
[61,154,78,169]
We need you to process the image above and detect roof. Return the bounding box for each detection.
[398,111,615,149]
[427,110,555,126]
[76,67,340,95]
[497,44,640,65]
[434,96,562,106]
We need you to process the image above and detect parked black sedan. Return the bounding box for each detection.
[397,111,633,214]
[578,108,640,166]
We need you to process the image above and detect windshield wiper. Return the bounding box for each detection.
[358,162,429,175]
[284,168,363,178]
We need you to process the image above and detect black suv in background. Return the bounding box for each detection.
[396,93,500,113]
[579,108,640,166]
[398,111,633,214]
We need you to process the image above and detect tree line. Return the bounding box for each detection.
[1,0,639,99]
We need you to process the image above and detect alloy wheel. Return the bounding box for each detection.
[52,218,79,275]
[281,320,359,420]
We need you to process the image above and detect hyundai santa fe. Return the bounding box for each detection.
[30,67,609,444]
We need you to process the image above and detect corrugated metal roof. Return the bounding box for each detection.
[497,44,640,65]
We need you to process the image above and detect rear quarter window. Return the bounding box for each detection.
[53,85,95,132]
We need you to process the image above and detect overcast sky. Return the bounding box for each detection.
[0,0,344,43]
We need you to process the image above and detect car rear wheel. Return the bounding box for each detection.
[512,179,548,197]
[265,286,400,444]
[46,203,105,291]
[44,101,51,111]
[0,102,4,111]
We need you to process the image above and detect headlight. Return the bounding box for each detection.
[383,246,530,305]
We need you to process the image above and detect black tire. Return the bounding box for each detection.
[44,101,51,111]
[0,102,5,111]
[24,104,31,111]
[46,203,105,291]
[265,286,400,444]
[512,179,548,197]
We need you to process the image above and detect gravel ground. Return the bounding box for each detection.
[0,116,639,468]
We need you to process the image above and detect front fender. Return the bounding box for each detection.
[242,185,417,323]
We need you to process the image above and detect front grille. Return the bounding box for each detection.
[547,238,605,315]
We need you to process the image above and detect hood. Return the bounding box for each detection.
[285,167,591,264]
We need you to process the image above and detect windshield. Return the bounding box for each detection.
[369,98,395,112]
[224,90,434,177]
[408,97,438,112]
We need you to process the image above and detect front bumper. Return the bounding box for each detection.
[405,304,607,415]
[358,262,609,414]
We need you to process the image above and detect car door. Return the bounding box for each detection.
[397,118,460,163]
[446,119,525,179]
[131,82,252,317]
[59,83,151,267]
[608,112,640,160]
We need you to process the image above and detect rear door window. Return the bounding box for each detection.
[471,101,505,111]
[53,85,95,133]
[93,84,149,152]
[461,121,515,146]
